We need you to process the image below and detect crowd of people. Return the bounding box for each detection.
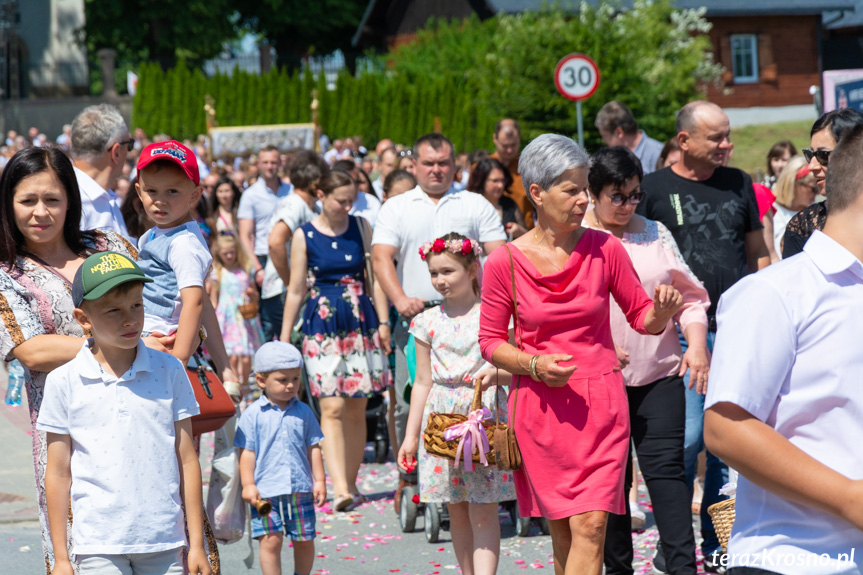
[1,95,861,575]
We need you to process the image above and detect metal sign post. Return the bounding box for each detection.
[554,54,601,148]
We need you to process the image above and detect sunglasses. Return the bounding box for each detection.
[111,138,135,152]
[803,148,831,166]
[398,149,414,158]
[607,190,645,206]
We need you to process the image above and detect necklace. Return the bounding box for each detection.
[533,230,564,271]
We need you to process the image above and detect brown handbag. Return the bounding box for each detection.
[187,351,236,435]
[493,246,524,471]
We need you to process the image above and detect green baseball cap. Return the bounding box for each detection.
[72,251,152,307]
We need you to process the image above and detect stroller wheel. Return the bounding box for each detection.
[399,485,418,532]
[375,436,389,464]
[424,503,441,543]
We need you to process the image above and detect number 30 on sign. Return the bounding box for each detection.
[554,54,600,101]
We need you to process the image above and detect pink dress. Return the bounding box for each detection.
[479,229,655,519]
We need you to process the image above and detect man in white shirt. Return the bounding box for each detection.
[372,133,506,453]
[704,125,863,575]
[238,145,292,341]
[71,104,133,241]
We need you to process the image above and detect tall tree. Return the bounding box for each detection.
[240,0,367,71]
[82,0,241,68]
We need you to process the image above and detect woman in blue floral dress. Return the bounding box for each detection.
[282,170,392,511]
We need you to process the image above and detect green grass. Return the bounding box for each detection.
[728,120,812,181]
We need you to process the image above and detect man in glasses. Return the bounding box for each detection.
[638,100,770,574]
[71,103,134,242]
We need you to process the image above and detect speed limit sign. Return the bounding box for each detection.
[554,53,600,101]
[554,53,600,147]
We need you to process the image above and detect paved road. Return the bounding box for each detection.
[1,370,710,575]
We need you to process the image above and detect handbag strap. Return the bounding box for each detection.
[502,245,520,429]
[356,215,376,300]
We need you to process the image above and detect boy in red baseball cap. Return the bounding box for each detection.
[135,140,211,366]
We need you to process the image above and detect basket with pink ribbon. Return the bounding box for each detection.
[423,379,497,470]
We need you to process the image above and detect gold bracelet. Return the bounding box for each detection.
[529,355,539,381]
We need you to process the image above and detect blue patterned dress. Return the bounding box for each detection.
[298,216,391,397]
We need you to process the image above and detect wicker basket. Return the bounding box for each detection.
[423,380,496,465]
[707,497,736,553]
[238,300,259,320]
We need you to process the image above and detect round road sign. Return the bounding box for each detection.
[554,54,600,102]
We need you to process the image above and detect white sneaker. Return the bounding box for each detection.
[631,503,646,530]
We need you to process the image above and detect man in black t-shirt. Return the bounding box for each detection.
[637,101,769,573]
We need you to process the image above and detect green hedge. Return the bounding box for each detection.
[131,61,496,152]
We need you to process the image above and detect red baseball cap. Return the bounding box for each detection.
[137,140,200,185]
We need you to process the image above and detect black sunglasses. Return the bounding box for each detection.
[803,148,831,166]
[607,190,645,206]
[112,138,135,152]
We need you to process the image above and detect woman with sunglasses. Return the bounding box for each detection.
[782,108,863,258]
[583,147,709,575]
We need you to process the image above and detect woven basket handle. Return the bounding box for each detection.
[470,378,483,411]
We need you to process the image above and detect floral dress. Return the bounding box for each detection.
[299,216,391,397]
[410,304,516,504]
[209,266,264,357]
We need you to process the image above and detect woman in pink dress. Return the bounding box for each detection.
[478,134,683,575]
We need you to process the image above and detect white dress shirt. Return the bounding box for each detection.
[372,185,506,302]
[36,340,199,555]
[706,230,863,574]
[75,167,132,242]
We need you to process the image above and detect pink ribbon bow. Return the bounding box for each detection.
[444,407,492,471]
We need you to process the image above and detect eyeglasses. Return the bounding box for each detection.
[607,190,645,206]
[112,138,135,152]
[398,149,413,158]
[803,148,831,166]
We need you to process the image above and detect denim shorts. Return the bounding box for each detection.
[76,547,183,575]
[250,492,316,541]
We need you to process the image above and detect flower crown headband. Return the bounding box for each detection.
[419,237,484,260]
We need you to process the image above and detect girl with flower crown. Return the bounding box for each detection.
[398,231,516,575]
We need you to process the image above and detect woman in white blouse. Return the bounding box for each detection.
[583,146,710,575]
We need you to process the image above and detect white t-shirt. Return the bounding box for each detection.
[349,191,381,227]
[372,185,506,302]
[261,193,318,299]
[237,178,293,256]
[138,221,212,335]
[35,340,199,555]
[75,167,132,242]
[706,230,863,574]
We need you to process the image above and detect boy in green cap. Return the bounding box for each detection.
[37,251,211,575]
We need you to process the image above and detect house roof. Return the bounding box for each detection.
[353,0,857,47]
[824,0,863,28]
[490,0,855,16]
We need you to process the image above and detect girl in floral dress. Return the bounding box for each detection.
[398,232,515,575]
[208,232,264,407]
[282,170,392,511]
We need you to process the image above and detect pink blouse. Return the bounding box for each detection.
[479,229,655,378]
[585,217,709,386]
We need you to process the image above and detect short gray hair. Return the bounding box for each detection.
[519,134,590,198]
[71,104,128,161]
